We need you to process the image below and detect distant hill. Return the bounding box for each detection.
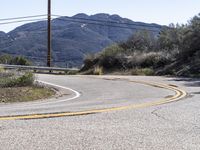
[0,13,162,67]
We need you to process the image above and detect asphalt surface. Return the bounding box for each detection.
[0,75,199,149]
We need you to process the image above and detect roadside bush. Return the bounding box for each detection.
[127,51,171,69]
[81,54,97,71]
[81,13,200,77]
[16,72,34,86]
[100,44,124,57]
[0,71,34,88]
[98,55,121,69]
[0,55,12,64]
[0,54,31,66]
[11,56,31,66]
[140,52,170,68]
[82,46,125,71]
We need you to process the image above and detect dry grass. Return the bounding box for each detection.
[93,66,104,75]
[131,68,154,76]
[0,86,55,103]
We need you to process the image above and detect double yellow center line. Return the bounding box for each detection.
[0,80,187,121]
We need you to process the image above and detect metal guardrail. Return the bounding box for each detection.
[0,64,79,72]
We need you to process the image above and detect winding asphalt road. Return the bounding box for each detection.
[0,74,199,149]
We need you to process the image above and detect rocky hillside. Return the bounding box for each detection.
[0,13,161,67]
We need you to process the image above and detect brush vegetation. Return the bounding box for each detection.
[81,13,200,77]
[0,69,55,103]
[0,55,31,66]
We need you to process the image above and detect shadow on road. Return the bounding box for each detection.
[168,77,200,87]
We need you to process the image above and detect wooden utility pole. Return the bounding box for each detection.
[47,0,51,67]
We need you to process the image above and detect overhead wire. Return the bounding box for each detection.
[0,14,161,29]
[0,14,47,21]
[0,18,47,25]
[0,14,162,31]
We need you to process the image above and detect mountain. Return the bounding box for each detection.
[0,13,162,67]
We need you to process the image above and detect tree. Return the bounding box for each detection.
[0,54,31,65]
[10,56,31,66]
[180,13,200,58]
[119,30,158,52]
[157,24,183,53]
[0,54,12,64]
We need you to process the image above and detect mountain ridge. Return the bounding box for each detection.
[0,13,162,67]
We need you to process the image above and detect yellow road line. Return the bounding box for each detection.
[0,80,187,121]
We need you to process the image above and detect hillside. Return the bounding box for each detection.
[0,13,161,67]
[80,13,200,77]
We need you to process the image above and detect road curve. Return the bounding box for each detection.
[0,75,186,120]
[1,75,200,150]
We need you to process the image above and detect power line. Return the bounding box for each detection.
[0,14,162,31]
[0,12,163,66]
[0,18,47,25]
[0,15,47,21]
[0,14,161,29]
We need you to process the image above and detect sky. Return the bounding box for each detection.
[0,0,200,32]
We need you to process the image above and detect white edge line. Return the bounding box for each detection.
[0,80,81,109]
[36,80,81,103]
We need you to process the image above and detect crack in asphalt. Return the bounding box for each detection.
[151,107,168,121]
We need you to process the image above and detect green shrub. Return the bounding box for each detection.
[0,71,34,88]
[0,55,12,64]
[16,72,34,86]
[11,56,31,66]
[0,54,31,66]
[100,44,124,57]
[80,13,200,76]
